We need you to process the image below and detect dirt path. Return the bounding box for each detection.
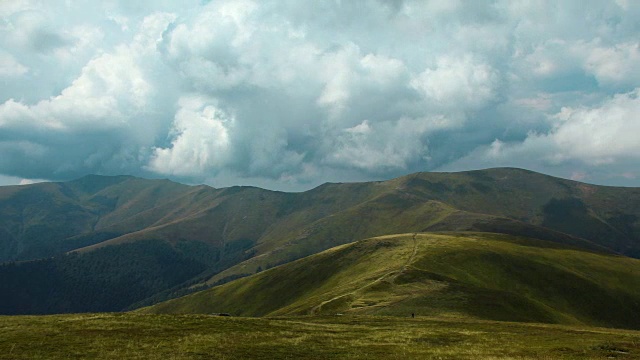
[406,234,419,269]
[310,233,419,315]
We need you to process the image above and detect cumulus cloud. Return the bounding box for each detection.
[0,0,639,189]
[547,89,640,164]
[442,88,640,185]
[325,117,435,172]
[147,96,232,176]
[411,55,499,111]
[578,41,640,88]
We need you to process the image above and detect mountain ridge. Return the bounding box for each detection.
[0,167,638,314]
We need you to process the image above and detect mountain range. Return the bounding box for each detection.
[0,167,638,317]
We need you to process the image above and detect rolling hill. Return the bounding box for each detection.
[140,232,640,330]
[0,167,638,314]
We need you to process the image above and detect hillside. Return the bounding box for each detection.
[0,175,198,261]
[140,232,640,330]
[0,167,638,314]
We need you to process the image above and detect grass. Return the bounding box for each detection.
[139,232,640,330]
[1,313,640,359]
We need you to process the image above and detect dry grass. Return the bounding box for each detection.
[1,313,640,359]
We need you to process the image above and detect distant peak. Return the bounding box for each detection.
[73,174,135,181]
[64,174,136,194]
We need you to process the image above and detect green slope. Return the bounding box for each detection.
[205,189,608,286]
[0,169,640,262]
[0,168,638,314]
[141,232,640,330]
[182,167,639,287]
[2,168,638,266]
[399,168,640,256]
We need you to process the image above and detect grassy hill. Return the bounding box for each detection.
[0,168,638,314]
[140,232,640,330]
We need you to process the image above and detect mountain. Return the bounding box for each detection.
[140,232,640,330]
[0,175,197,261]
[0,167,638,314]
[192,167,640,287]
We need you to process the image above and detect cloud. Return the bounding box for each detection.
[0,12,175,132]
[442,88,640,185]
[547,88,640,164]
[0,0,639,189]
[324,118,433,172]
[147,96,232,176]
[411,55,499,111]
[578,41,640,88]
[0,11,177,179]
[0,53,28,77]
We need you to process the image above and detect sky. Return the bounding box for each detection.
[0,0,639,190]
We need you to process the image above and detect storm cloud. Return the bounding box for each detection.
[0,0,638,189]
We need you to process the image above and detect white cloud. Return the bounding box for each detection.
[515,40,575,78]
[316,45,411,122]
[549,88,640,164]
[0,12,178,132]
[0,46,150,132]
[316,45,359,119]
[147,96,233,176]
[444,89,640,179]
[578,41,640,87]
[324,118,432,172]
[411,55,499,111]
[0,0,639,188]
[0,53,28,77]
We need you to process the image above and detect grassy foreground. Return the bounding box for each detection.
[1,313,640,359]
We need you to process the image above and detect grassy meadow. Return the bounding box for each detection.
[1,313,640,359]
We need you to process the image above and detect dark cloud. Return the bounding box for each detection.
[0,0,638,189]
